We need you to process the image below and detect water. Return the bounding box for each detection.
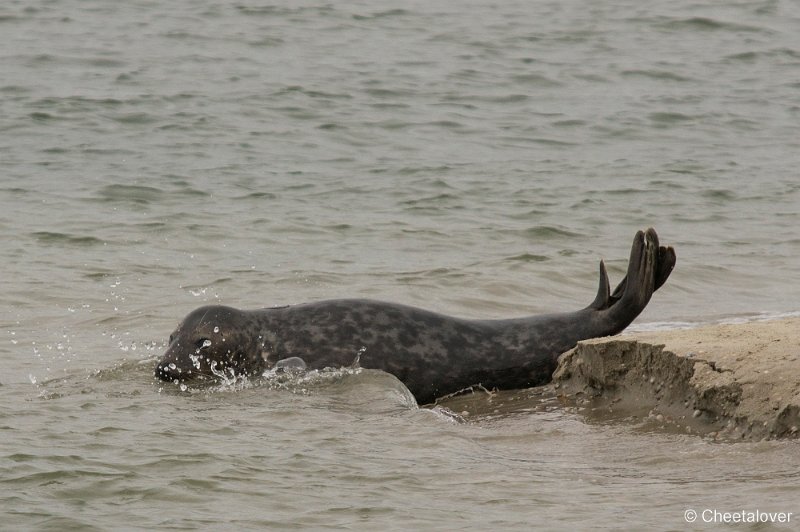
[2,0,799,529]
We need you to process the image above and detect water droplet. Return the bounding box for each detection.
[202,339,212,347]
[275,357,307,373]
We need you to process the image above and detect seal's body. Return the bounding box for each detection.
[156,229,675,404]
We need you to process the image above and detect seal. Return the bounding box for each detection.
[156,228,675,404]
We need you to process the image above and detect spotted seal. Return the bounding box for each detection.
[155,228,675,404]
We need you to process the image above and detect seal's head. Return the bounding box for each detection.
[155,305,265,383]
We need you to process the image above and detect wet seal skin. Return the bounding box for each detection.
[155,228,675,405]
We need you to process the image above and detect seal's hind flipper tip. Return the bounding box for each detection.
[654,245,676,291]
[645,227,659,247]
[589,259,611,310]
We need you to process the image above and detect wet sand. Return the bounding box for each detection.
[552,318,800,441]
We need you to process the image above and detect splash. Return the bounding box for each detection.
[260,355,364,396]
[273,356,307,373]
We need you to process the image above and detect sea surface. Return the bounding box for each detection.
[2,0,799,529]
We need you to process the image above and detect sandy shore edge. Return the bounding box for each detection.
[552,317,800,440]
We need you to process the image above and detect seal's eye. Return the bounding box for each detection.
[196,338,211,349]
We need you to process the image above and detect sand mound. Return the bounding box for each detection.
[553,318,800,440]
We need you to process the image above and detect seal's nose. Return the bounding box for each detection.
[155,361,189,382]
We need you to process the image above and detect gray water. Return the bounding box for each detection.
[2,0,799,529]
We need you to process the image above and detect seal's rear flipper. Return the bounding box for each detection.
[655,243,676,291]
[590,229,676,310]
[588,228,675,312]
[589,260,611,310]
[599,228,675,333]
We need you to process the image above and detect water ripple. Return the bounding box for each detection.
[94,184,164,205]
